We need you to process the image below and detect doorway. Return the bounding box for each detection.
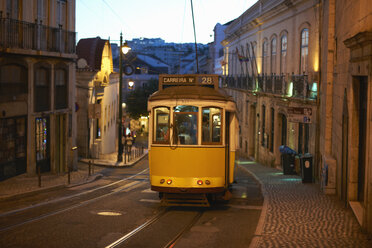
[36,117,50,172]
[341,90,349,205]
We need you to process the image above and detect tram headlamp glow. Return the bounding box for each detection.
[205,180,210,185]
[166,179,172,185]
[197,180,203,185]
[160,179,165,184]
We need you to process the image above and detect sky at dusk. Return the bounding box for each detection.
[76,0,257,44]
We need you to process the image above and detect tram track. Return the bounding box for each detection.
[105,207,204,248]
[0,168,149,232]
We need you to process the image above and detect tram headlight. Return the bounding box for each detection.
[205,180,210,185]
[160,179,165,184]
[197,180,203,185]
[166,179,172,185]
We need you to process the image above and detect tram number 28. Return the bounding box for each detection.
[201,76,213,85]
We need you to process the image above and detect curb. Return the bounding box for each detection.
[0,173,104,202]
[79,153,148,168]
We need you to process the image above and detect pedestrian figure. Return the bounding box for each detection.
[126,133,133,156]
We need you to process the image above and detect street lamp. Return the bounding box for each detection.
[118,32,131,162]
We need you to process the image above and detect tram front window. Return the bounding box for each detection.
[154,107,170,143]
[174,105,198,145]
[202,107,222,144]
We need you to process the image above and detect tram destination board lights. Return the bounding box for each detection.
[117,32,131,162]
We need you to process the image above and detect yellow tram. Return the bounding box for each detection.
[148,74,238,206]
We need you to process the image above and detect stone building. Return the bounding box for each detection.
[320,0,372,233]
[222,0,319,171]
[76,37,118,159]
[0,0,77,180]
[222,0,372,234]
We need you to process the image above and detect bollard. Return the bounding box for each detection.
[92,159,95,174]
[38,165,41,187]
[88,160,91,176]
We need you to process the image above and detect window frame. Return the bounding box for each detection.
[300,28,309,74]
[152,106,171,144]
[201,107,223,145]
[173,105,199,146]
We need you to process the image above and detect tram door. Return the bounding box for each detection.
[225,112,230,187]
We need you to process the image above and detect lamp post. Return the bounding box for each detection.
[117,32,131,162]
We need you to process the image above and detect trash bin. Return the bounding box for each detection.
[281,154,296,175]
[300,153,313,183]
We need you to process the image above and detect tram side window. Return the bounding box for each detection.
[154,107,170,143]
[174,105,198,145]
[202,107,222,144]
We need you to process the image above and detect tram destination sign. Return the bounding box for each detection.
[159,74,219,90]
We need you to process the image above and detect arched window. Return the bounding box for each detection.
[0,63,27,96]
[280,35,287,74]
[300,29,309,74]
[34,63,51,112]
[262,41,268,75]
[271,38,277,74]
[55,67,68,109]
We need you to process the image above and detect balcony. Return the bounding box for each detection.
[222,73,318,100]
[0,13,76,55]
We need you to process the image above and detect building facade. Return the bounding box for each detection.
[223,0,372,234]
[320,0,372,233]
[0,0,77,181]
[76,37,118,159]
[222,0,319,171]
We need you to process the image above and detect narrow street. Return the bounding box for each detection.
[0,158,263,248]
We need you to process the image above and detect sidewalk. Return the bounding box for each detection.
[236,158,372,248]
[0,147,148,200]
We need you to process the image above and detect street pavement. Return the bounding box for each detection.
[0,151,371,247]
[0,146,148,200]
[237,158,372,248]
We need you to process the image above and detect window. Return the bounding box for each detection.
[34,65,50,112]
[174,105,198,145]
[153,107,170,143]
[271,38,277,74]
[0,64,27,95]
[55,68,68,109]
[300,29,309,74]
[57,0,67,27]
[262,41,268,74]
[6,0,19,19]
[280,35,287,74]
[202,107,222,144]
[37,0,47,22]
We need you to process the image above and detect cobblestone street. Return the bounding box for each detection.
[239,160,372,248]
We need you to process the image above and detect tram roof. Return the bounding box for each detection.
[148,86,234,102]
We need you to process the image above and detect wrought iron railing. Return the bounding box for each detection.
[222,72,317,100]
[0,13,76,54]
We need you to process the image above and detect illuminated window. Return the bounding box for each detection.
[153,107,170,143]
[300,29,309,74]
[271,38,277,74]
[202,107,222,144]
[174,105,198,145]
[280,35,287,74]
